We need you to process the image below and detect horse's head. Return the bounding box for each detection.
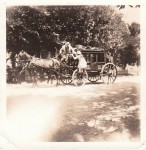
[6,59,12,69]
[18,51,32,61]
[15,51,32,68]
[6,52,12,61]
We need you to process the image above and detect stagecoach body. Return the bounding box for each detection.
[82,49,106,70]
[64,48,117,85]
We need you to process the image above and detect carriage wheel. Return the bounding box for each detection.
[60,68,73,84]
[88,71,99,82]
[101,63,117,84]
[72,69,88,86]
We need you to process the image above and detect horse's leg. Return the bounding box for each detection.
[29,68,34,86]
[32,68,38,87]
[50,70,58,85]
[48,71,53,84]
[46,71,54,84]
[57,75,60,85]
[29,70,33,85]
[33,75,37,87]
[47,72,50,83]
[47,72,51,84]
[56,71,60,87]
[56,73,58,86]
[51,72,53,84]
[14,68,19,84]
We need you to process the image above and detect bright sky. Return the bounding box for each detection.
[115,6,140,24]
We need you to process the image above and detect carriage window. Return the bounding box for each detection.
[83,53,97,63]
[83,54,90,63]
[90,54,96,63]
[98,53,104,62]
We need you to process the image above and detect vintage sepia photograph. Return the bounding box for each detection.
[1,1,146,149]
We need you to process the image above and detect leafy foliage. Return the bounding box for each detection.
[7,6,140,68]
[117,23,140,68]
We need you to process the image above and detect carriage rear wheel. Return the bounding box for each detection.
[72,69,88,86]
[60,68,73,84]
[100,63,117,84]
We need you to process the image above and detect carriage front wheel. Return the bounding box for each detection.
[60,68,73,84]
[72,69,88,86]
[100,63,117,84]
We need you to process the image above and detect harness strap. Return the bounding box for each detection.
[19,63,29,75]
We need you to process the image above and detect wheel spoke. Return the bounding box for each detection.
[88,71,99,82]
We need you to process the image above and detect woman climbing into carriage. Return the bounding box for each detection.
[71,50,87,73]
[71,50,88,86]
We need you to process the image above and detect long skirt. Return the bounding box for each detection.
[78,57,87,69]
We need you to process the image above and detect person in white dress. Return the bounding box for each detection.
[72,50,87,73]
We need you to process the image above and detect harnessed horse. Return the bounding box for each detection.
[16,51,61,85]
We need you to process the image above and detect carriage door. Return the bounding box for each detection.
[97,52,105,70]
[89,52,98,71]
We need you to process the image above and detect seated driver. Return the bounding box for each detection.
[59,42,75,62]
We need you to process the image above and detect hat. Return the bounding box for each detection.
[65,42,70,46]
[77,51,81,55]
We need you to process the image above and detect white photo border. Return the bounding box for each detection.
[0,0,146,149]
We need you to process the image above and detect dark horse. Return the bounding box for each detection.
[16,51,61,86]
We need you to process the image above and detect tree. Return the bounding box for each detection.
[117,22,140,69]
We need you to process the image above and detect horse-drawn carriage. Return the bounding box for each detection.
[6,48,118,86]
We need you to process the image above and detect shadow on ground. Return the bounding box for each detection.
[51,82,140,142]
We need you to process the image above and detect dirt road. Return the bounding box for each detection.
[7,75,140,142]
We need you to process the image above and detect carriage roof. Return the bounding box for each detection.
[79,48,104,53]
[78,48,106,64]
